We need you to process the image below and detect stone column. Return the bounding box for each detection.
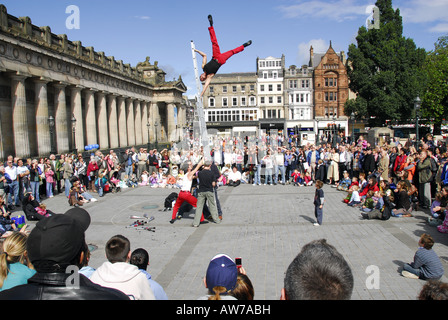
[96,91,109,150]
[167,103,177,143]
[141,101,149,145]
[84,89,98,146]
[134,100,142,146]
[10,73,30,158]
[54,83,69,154]
[126,98,136,146]
[107,94,119,149]
[34,77,51,156]
[150,102,161,144]
[117,96,128,148]
[70,86,85,153]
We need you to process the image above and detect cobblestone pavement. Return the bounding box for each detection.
[28,182,448,300]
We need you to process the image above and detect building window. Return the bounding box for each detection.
[222,97,228,107]
[277,96,282,104]
[241,85,245,92]
[222,86,227,93]
[260,85,265,92]
[250,85,255,92]
[277,84,282,91]
[232,97,238,107]
[260,97,265,104]
[232,86,237,93]
[289,80,297,89]
[209,86,214,94]
[241,97,247,106]
[249,96,256,106]
[268,85,273,92]
[209,97,215,107]
[269,96,273,104]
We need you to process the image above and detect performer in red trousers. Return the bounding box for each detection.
[194,15,252,97]
[170,159,205,224]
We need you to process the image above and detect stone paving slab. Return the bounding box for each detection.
[22,183,448,300]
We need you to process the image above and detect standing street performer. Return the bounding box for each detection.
[170,159,204,224]
[194,15,252,97]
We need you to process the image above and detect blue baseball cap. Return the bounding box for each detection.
[206,254,238,293]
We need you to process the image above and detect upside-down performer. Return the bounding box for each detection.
[194,15,252,97]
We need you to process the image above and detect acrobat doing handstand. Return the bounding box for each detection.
[194,15,252,97]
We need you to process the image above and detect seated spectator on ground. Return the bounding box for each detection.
[90,234,156,300]
[0,232,36,292]
[281,239,354,300]
[129,248,168,300]
[418,280,448,300]
[0,208,130,300]
[401,233,444,280]
[227,167,242,187]
[198,254,238,300]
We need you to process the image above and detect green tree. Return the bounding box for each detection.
[345,0,426,126]
[422,35,448,135]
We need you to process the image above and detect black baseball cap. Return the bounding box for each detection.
[27,208,91,264]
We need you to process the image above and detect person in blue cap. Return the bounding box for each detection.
[198,254,239,300]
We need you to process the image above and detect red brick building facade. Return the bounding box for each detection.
[311,43,349,119]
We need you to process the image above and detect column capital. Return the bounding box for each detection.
[32,76,52,84]
[52,81,69,89]
[9,71,31,81]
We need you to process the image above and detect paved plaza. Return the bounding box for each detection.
[30,183,448,300]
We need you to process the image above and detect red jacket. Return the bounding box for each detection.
[87,162,99,177]
[360,183,379,197]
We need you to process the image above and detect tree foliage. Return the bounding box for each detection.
[345,0,426,126]
[422,35,448,133]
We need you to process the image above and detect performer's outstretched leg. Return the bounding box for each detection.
[208,26,221,60]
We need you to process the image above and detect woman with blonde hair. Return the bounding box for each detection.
[0,232,35,291]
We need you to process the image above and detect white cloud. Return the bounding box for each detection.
[135,16,150,20]
[278,0,371,23]
[399,0,448,24]
[429,23,448,33]
[297,39,328,66]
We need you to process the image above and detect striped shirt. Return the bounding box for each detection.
[413,247,444,279]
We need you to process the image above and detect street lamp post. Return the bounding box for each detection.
[351,112,355,145]
[154,122,159,151]
[48,115,56,155]
[414,96,421,149]
[71,114,77,154]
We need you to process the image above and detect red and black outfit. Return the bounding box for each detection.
[203,26,245,76]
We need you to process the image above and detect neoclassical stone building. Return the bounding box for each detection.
[0,5,187,160]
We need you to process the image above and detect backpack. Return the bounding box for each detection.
[164,192,178,209]
[429,157,438,182]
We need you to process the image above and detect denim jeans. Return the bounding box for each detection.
[253,164,262,185]
[315,205,323,225]
[274,165,286,184]
[264,168,273,185]
[403,263,421,278]
[46,182,53,197]
[7,180,19,206]
[30,181,40,202]
[65,178,72,197]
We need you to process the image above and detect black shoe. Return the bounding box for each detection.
[200,220,209,225]
[208,15,213,27]
[169,219,176,224]
[243,40,252,47]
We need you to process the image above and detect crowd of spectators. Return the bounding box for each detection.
[0,130,447,300]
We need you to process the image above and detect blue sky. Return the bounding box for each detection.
[3,0,447,97]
